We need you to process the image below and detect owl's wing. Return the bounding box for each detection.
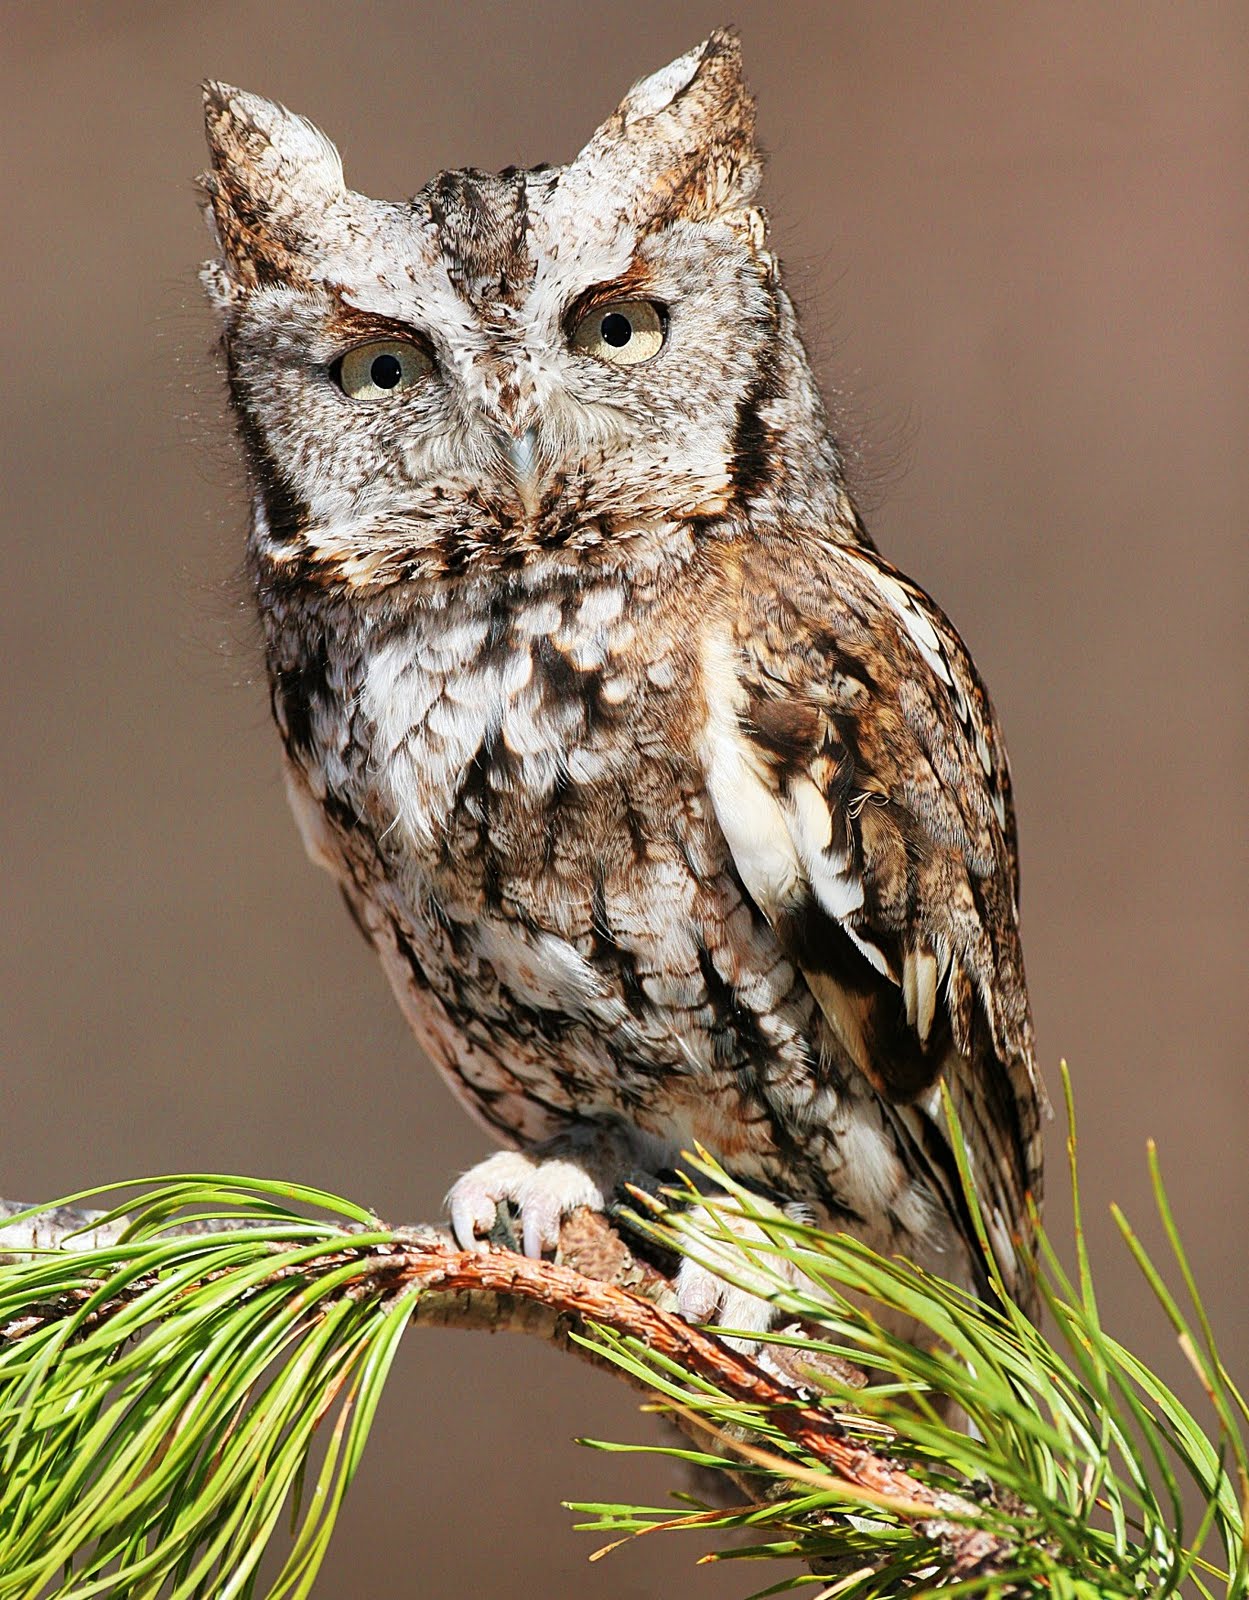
[701,538,1045,1304]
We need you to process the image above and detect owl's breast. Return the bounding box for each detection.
[354,579,714,969]
[281,578,824,1163]
[351,584,648,853]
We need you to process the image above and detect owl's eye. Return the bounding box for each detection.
[334,340,431,401]
[570,300,666,367]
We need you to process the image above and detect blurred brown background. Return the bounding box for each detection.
[2,2,1245,1594]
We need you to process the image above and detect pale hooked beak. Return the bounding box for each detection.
[496,424,542,519]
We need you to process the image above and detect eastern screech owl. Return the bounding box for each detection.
[201,30,1044,1331]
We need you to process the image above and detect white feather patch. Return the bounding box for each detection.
[699,633,803,916]
[474,919,616,1016]
[786,777,866,920]
[862,566,954,687]
[902,947,940,1043]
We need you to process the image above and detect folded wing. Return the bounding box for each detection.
[700,538,1045,1307]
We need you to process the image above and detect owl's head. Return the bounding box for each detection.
[202,30,839,595]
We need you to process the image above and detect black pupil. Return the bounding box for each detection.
[370,353,403,389]
[600,312,632,348]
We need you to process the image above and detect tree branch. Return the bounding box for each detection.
[0,1196,1008,1578]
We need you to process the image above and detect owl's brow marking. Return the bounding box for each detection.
[325,303,437,359]
[562,266,664,330]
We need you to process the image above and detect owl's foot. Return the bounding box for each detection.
[676,1209,874,1395]
[447,1146,808,1358]
[446,1130,635,1260]
[676,1260,776,1352]
[672,1198,805,1352]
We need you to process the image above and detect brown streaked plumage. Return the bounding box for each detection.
[201,28,1044,1333]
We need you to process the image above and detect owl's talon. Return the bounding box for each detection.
[446,1146,611,1259]
[446,1150,537,1250]
[449,1191,495,1252]
[670,1200,803,1352]
[522,1201,560,1260]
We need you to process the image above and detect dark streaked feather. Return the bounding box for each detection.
[710,536,1044,1306]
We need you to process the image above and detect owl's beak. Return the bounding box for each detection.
[497,424,543,520]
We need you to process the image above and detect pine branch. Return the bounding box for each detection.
[0,1076,1244,1598]
[0,1191,1004,1589]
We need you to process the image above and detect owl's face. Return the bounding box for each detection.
[204,32,796,593]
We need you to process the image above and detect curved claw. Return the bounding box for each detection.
[445,1148,608,1260]
[449,1189,496,1253]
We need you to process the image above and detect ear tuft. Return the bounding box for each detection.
[567,28,760,229]
[617,27,747,129]
[199,82,344,291]
[616,36,717,124]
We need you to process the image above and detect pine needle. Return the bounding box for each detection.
[0,1073,1243,1598]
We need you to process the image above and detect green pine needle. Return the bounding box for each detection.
[571,1067,1247,1597]
[0,1072,1243,1598]
[0,1180,411,1599]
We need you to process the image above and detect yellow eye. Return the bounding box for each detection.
[335,339,430,401]
[570,300,665,366]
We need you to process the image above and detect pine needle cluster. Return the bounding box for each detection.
[0,1070,1243,1598]
[573,1073,1249,1595]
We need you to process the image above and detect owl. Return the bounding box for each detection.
[200,29,1044,1333]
